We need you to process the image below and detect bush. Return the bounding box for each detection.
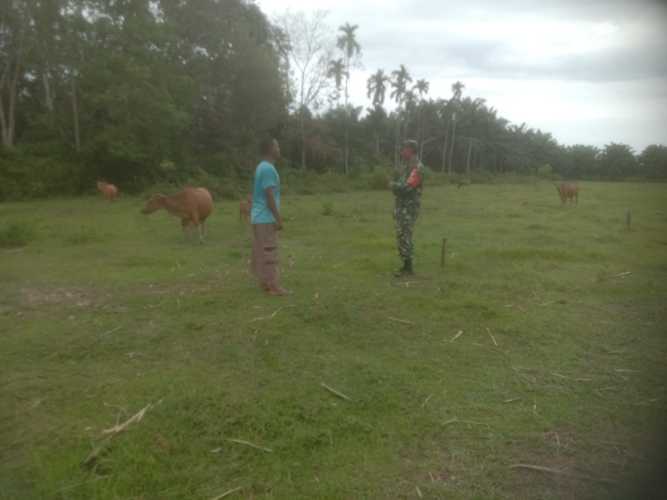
[0,222,35,248]
[0,147,86,200]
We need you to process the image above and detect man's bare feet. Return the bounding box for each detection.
[267,287,291,296]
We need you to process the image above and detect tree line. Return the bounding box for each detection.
[1,2,665,200]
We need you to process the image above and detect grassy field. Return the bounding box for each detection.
[1,181,666,499]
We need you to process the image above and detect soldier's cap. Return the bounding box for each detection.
[402,140,418,153]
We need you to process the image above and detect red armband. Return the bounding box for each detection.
[406,168,422,189]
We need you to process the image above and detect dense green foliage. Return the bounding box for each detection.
[1,183,666,498]
[1,0,288,198]
[1,1,666,200]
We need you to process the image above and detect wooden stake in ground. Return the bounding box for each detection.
[440,238,447,268]
[626,208,632,230]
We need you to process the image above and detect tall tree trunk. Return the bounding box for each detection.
[466,139,472,177]
[42,69,55,129]
[299,76,307,170]
[299,110,306,170]
[441,122,449,172]
[343,62,350,175]
[0,72,8,148]
[71,78,81,153]
[344,128,349,174]
[394,114,400,170]
[0,56,21,149]
[375,131,380,156]
[417,105,422,152]
[448,119,457,175]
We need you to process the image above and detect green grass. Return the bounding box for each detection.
[1,182,666,499]
[0,222,35,248]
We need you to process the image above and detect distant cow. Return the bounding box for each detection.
[97,181,118,201]
[555,182,578,205]
[141,187,214,243]
[240,194,252,223]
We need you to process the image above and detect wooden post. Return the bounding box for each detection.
[440,238,447,268]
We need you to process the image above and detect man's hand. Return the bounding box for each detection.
[275,217,284,231]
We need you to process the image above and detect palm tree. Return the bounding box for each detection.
[413,79,429,148]
[337,22,361,174]
[437,99,451,172]
[328,58,346,105]
[448,81,465,174]
[452,80,464,101]
[366,69,389,109]
[390,64,412,105]
[367,69,389,155]
[390,65,412,168]
[414,79,429,98]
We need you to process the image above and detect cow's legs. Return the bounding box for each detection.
[182,219,193,241]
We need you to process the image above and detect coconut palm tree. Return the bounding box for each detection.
[448,81,465,173]
[337,22,361,174]
[367,69,390,155]
[366,69,389,109]
[390,64,412,105]
[414,79,429,98]
[413,79,429,148]
[390,65,412,168]
[328,58,346,105]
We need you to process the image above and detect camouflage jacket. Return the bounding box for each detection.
[391,160,424,202]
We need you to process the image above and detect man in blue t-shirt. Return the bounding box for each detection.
[250,138,288,296]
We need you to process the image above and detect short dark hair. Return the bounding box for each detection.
[259,137,276,156]
[402,140,418,154]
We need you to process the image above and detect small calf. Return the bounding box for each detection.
[555,182,578,205]
[142,187,214,243]
[97,181,119,201]
[240,194,252,223]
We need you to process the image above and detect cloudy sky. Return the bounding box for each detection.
[257,0,667,152]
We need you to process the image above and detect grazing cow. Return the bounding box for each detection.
[97,181,119,201]
[555,182,579,205]
[239,194,252,223]
[141,187,214,243]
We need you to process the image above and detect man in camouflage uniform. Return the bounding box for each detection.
[391,140,424,276]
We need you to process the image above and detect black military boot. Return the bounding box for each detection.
[394,259,413,277]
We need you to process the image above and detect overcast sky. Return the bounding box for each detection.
[257,0,667,152]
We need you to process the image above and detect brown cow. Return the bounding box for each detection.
[555,182,579,205]
[142,187,214,243]
[97,181,119,201]
[239,194,252,223]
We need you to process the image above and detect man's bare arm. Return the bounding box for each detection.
[265,187,283,230]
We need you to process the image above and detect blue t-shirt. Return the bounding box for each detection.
[251,160,280,224]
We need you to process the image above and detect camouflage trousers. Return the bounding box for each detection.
[394,200,420,261]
